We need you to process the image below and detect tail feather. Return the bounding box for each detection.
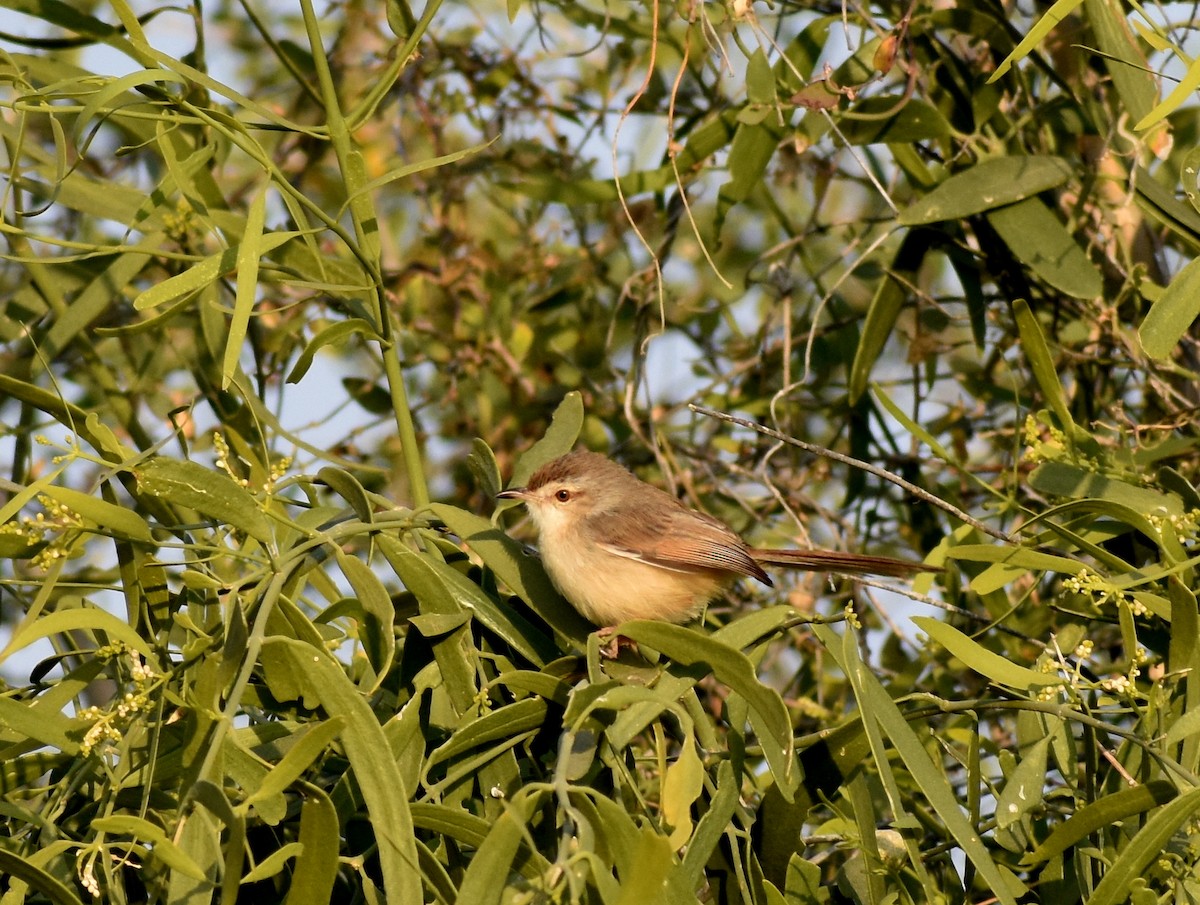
[748,548,939,578]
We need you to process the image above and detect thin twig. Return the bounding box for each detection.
[853,578,1040,647]
[689,404,1012,543]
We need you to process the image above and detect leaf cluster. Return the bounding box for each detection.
[4,1,1200,903]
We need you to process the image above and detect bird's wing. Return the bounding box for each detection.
[586,505,771,584]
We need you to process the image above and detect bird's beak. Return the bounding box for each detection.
[496,487,528,501]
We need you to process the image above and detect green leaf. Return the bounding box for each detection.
[746,49,777,105]
[989,0,1084,80]
[240,842,303,884]
[616,621,796,799]
[946,544,1086,575]
[72,69,187,147]
[335,551,396,690]
[849,229,932,403]
[316,466,373,523]
[717,119,780,231]
[241,718,345,810]
[455,792,541,904]
[39,483,153,542]
[93,815,209,880]
[614,828,681,905]
[986,198,1102,299]
[132,232,293,310]
[283,790,340,905]
[287,318,380,383]
[467,438,503,500]
[1013,299,1089,444]
[994,735,1051,829]
[42,243,158,364]
[1029,461,1183,516]
[1133,49,1200,132]
[1088,786,1200,905]
[899,156,1073,225]
[662,739,705,849]
[1134,164,1200,247]
[379,536,556,665]
[1086,0,1156,126]
[167,806,220,902]
[425,698,548,769]
[342,138,500,213]
[818,623,1024,905]
[681,760,739,884]
[223,183,269,389]
[508,391,585,488]
[0,605,158,669]
[0,697,77,753]
[912,617,1063,690]
[1138,257,1200,360]
[135,457,274,544]
[1024,781,1177,866]
[0,848,85,905]
[261,638,422,905]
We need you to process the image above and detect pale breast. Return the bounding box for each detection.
[539,532,730,626]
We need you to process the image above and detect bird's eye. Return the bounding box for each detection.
[555,489,571,502]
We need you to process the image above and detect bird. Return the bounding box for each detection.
[496,449,937,626]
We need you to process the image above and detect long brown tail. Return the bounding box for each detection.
[748,548,940,578]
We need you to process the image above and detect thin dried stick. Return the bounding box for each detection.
[689,403,1011,543]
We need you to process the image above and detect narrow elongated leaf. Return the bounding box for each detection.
[430,503,594,642]
[455,793,541,904]
[426,699,547,768]
[1013,299,1089,443]
[0,697,76,752]
[1086,0,1156,125]
[1029,461,1183,515]
[839,96,951,144]
[900,157,1073,225]
[849,229,932,402]
[1139,258,1200,359]
[72,69,186,146]
[0,606,158,667]
[616,621,796,799]
[262,638,422,905]
[241,842,303,884]
[39,484,152,542]
[914,617,1062,690]
[284,790,340,905]
[286,318,379,384]
[1088,787,1200,905]
[987,198,1102,299]
[223,183,268,389]
[817,623,1024,905]
[1024,781,1176,865]
[343,138,500,209]
[1133,51,1200,132]
[662,739,704,849]
[93,815,209,879]
[135,458,273,544]
[989,0,1084,80]
[681,760,739,883]
[946,544,1083,574]
[241,718,344,809]
[0,848,84,905]
[132,232,293,310]
[994,735,1052,829]
[335,551,395,690]
[381,536,555,664]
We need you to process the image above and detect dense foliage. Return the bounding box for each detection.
[3,0,1200,902]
